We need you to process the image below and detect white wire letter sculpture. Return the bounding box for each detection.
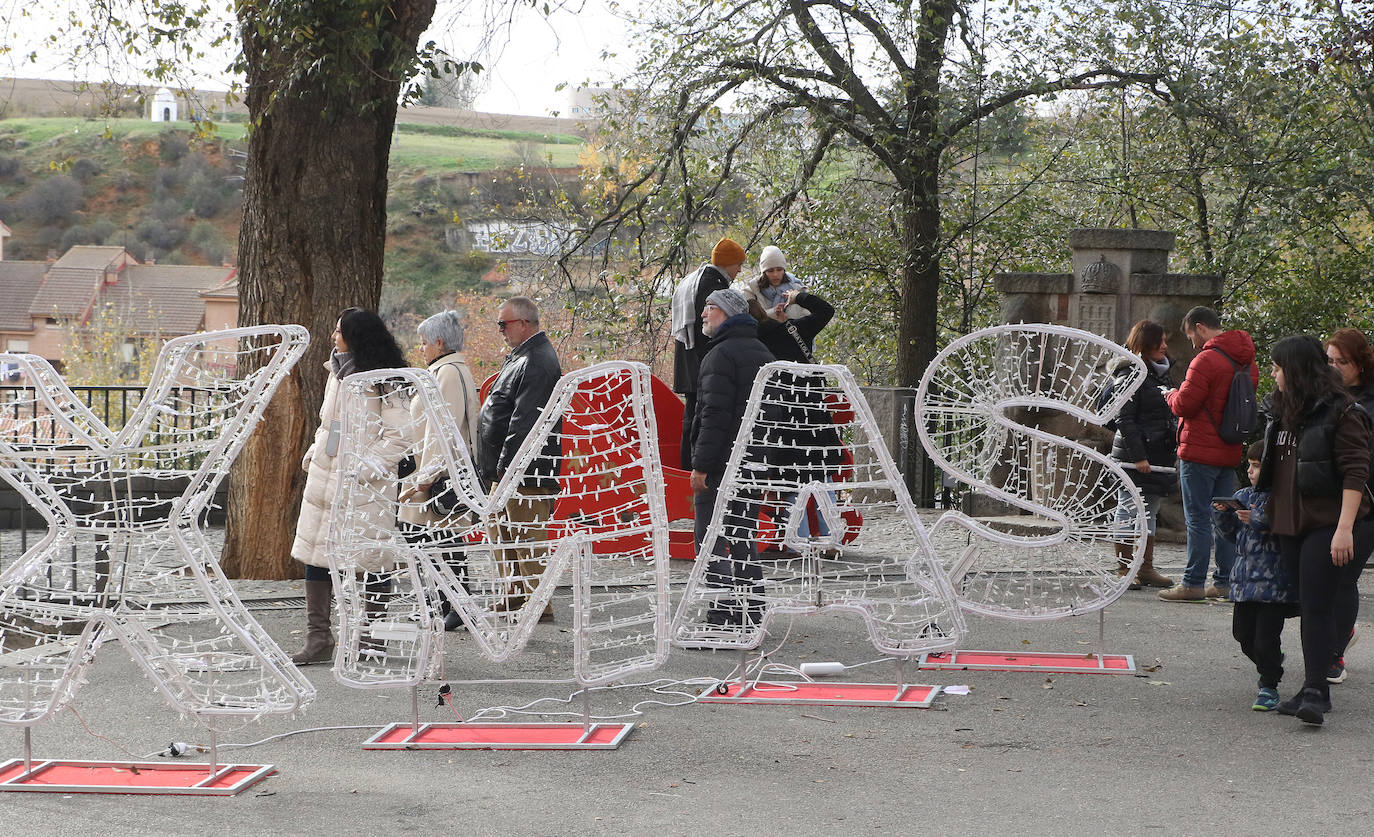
[325,361,671,690]
[917,324,1149,619]
[0,326,315,734]
[671,362,966,655]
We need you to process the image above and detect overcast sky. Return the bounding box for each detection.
[464,1,633,115]
[0,0,634,118]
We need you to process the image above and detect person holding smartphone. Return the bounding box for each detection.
[1108,320,1178,589]
[1213,438,1297,712]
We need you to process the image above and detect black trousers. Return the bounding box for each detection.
[680,392,697,471]
[694,482,763,622]
[1279,519,1374,698]
[1232,601,1296,689]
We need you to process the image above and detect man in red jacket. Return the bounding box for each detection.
[1160,306,1260,602]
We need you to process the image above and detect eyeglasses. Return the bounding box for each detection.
[1329,356,1352,367]
[496,318,529,332]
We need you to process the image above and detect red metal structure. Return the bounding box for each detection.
[481,370,859,560]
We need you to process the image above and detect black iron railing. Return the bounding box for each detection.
[0,384,228,565]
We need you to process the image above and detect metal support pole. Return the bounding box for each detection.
[896,656,906,688]
[1097,609,1107,658]
[581,688,591,732]
[207,674,219,775]
[23,727,31,773]
[738,648,749,689]
[411,685,421,731]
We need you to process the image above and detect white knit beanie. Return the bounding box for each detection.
[759,245,787,272]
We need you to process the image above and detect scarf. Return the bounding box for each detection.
[331,349,357,380]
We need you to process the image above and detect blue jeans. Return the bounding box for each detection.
[1114,488,1162,537]
[782,491,834,539]
[1179,459,1236,587]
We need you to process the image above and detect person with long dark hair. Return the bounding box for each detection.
[291,308,411,664]
[1254,335,1374,725]
[1321,327,1374,682]
[1109,319,1178,589]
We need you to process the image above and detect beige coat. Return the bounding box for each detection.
[398,352,479,527]
[737,277,809,321]
[292,365,412,571]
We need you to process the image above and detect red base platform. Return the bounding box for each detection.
[362,722,634,750]
[0,758,275,796]
[699,680,940,707]
[918,650,1136,674]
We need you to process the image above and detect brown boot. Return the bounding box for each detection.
[1115,544,1142,591]
[291,579,335,665]
[1135,537,1175,588]
[359,575,391,660]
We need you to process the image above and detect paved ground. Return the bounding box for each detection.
[1,535,1369,836]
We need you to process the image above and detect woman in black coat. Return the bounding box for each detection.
[1321,327,1374,681]
[1110,319,1179,589]
[748,290,840,544]
[1257,335,1374,725]
[753,289,835,363]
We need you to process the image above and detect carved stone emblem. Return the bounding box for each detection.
[1079,256,1121,294]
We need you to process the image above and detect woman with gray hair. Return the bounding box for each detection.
[399,309,480,631]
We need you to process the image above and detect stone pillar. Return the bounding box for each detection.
[983,229,1229,541]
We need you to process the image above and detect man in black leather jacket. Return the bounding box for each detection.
[476,295,563,616]
[689,288,775,626]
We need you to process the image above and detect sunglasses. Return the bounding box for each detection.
[496,318,529,332]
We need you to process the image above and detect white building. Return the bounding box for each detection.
[150,87,178,122]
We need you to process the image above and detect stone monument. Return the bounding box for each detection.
[980,228,1225,540]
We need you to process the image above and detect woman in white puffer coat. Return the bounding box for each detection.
[291,308,412,665]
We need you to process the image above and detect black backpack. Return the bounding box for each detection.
[1206,347,1257,444]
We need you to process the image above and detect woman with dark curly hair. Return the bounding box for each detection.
[290,308,411,664]
[1254,335,1374,725]
[1321,327,1374,682]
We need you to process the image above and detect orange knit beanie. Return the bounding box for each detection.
[711,237,746,267]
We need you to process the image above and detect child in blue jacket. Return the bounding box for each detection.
[1213,438,1298,711]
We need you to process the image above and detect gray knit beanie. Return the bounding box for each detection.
[706,288,749,319]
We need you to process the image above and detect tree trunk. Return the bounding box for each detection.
[894,160,943,506]
[221,0,437,579]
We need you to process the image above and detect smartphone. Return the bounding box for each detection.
[1211,496,1244,511]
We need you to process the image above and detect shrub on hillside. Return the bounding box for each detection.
[61,220,120,250]
[69,157,102,181]
[19,175,83,224]
[89,219,117,240]
[35,225,63,251]
[152,197,187,222]
[136,215,187,251]
[158,132,188,163]
[189,220,227,264]
[60,224,100,249]
[185,172,223,218]
[153,167,182,197]
[0,155,20,178]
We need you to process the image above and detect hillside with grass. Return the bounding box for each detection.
[0,116,584,313]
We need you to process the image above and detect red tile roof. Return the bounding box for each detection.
[0,260,47,331]
[99,264,234,334]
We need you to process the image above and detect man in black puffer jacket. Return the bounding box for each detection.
[689,288,775,626]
